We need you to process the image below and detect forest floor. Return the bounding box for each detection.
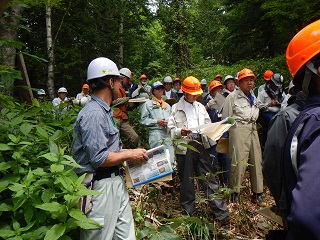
[129,171,284,240]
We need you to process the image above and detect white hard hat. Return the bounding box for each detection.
[224,75,235,84]
[119,68,132,79]
[200,79,207,85]
[87,57,120,81]
[37,89,46,95]
[58,87,67,93]
[163,76,173,83]
[271,73,284,87]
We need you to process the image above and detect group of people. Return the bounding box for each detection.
[71,19,320,240]
[36,84,92,107]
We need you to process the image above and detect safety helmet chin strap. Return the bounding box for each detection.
[301,60,320,95]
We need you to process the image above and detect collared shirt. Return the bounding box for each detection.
[72,94,122,174]
[76,92,92,101]
[222,88,259,123]
[183,98,198,132]
[165,90,171,98]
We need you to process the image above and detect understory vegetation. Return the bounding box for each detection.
[0,91,281,240]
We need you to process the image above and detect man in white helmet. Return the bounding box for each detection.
[37,89,46,101]
[52,87,70,112]
[72,57,149,240]
[163,76,178,101]
[200,79,208,98]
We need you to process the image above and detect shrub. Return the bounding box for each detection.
[0,94,100,240]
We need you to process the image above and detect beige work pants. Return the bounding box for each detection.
[228,122,263,193]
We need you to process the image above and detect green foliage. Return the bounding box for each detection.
[127,107,150,148]
[164,215,214,240]
[0,93,100,239]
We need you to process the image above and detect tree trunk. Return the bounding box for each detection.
[0,0,10,15]
[118,0,124,68]
[46,5,55,99]
[0,5,23,95]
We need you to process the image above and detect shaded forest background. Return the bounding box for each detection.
[1,1,320,239]
[1,0,320,99]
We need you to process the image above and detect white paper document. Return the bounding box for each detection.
[126,145,173,187]
[189,117,236,141]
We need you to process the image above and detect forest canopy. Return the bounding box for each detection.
[0,0,320,97]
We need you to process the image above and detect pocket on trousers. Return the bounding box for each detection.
[76,181,93,214]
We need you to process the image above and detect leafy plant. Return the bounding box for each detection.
[0,93,100,240]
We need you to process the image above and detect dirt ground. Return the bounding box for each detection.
[129,171,284,240]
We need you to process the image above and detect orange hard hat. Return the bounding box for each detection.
[214,74,223,80]
[286,19,320,80]
[174,77,180,81]
[263,70,274,81]
[139,74,147,79]
[82,84,90,89]
[209,80,223,92]
[238,68,256,81]
[181,76,203,95]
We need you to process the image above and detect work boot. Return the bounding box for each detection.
[251,192,268,207]
[215,212,231,226]
[231,192,239,203]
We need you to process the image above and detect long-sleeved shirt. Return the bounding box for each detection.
[222,89,259,124]
[72,94,121,174]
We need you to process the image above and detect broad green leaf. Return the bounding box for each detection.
[36,126,49,140]
[41,153,58,162]
[50,164,64,173]
[11,117,23,126]
[8,134,17,142]
[18,141,33,145]
[41,189,56,203]
[35,202,65,212]
[0,143,12,151]
[12,219,20,231]
[24,204,34,223]
[61,160,82,168]
[64,194,79,207]
[68,208,88,221]
[20,123,33,136]
[19,221,35,232]
[44,224,66,240]
[0,162,11,171]
[0,230,16,238]
[179,143,200,153]
[73,219,102,229]
[8,183,24,192]
[32,168,46,176]
[0,202,12,211]
[49,140,59,154]
[49,130,62,142]
[12,197,27,211]
[33,98,40,107]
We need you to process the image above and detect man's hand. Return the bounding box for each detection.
[269,99,280,107]
[181,128,192,136]
[128,148,149,164]
[157,119,168,128]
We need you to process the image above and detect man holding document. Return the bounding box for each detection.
[73,57,149,240]
[168,76,230,225]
